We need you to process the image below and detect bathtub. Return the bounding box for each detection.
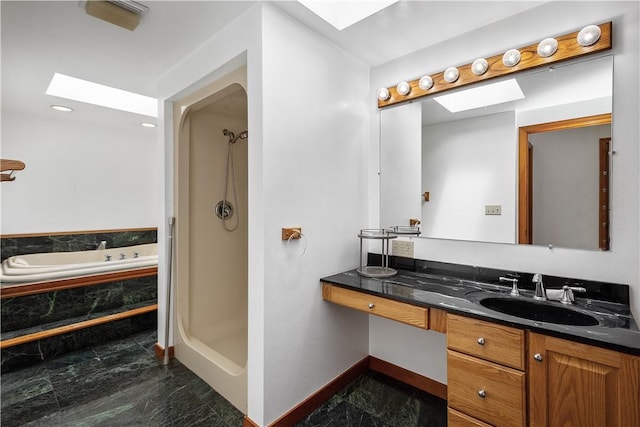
[1,243,158,284]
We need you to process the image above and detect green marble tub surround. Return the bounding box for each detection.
[1,276,157,333]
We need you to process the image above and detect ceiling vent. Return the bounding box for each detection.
[85,0,149,31]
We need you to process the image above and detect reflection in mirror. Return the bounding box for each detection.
[518,114,611,250]
[380,55,613,250]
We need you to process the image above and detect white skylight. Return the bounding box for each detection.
[46,73,158,117]
[298,0,399,30]
[433,79,525,113]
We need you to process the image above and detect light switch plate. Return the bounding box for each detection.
[485,205,502,215]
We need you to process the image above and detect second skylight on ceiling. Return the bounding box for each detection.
[46,73,157,117]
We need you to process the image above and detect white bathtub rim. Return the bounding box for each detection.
[0,243,158,284]
[5,243,157,266]
[3,255,158,275]
[0,261,158,283]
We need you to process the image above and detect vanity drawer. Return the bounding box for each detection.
[448,350,526,427]
[447,314,525,370]
[448,408,493,427]
[322,283,428,329]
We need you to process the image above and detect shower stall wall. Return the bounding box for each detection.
[173,69,248,412]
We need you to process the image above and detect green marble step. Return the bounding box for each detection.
[0,301,156,345]
[1,275,157,334]
[0,302,157,373]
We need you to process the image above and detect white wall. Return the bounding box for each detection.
[370,1,640,383]
[0,111,160,234]
[260,5,369,424]
[422,111,516,244]
[159,3,370,425]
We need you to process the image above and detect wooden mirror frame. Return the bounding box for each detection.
[517,113,612,248]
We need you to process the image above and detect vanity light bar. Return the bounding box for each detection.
[377,22,612,108]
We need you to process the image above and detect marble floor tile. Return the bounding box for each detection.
[2,329,446,427]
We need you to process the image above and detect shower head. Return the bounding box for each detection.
[223,129,247,143]
[223,129,234,141]
[229,130,248,144]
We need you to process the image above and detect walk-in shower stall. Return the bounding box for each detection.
[173,68,248,412]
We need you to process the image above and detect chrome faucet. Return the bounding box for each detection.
[533,273,547,301]
[96,241,107,250]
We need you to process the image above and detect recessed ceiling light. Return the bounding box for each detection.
[433,79,525,113]
[141,122,157,128]
[298,0,399,30]
[50,105,73,112]
[46,73,157,117]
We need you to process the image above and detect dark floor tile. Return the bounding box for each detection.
[203,390,245,426]
[45,348,104,382]
[1,364,52,405]
[1,389,60,427]
[297,399,389,427]
[162,404,228,427]
[3,329,446,427]
[133,380,213,426]
[134,329,158,354]
[343,374,413,419]
[22,389,143,427]
[49,345,162,409]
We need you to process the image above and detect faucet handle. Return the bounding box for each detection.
[499,276,520,296]
[560,285,573,304]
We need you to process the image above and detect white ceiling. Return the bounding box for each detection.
[1,0,545,129]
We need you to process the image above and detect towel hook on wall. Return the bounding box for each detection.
[1,159,26,182]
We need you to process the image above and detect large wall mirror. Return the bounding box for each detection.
[380,54,613,251]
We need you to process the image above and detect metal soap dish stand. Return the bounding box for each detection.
[357,229,398,278]
[386,225,421,236]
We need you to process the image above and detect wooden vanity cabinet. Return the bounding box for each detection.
[447,314,526,426]
[321,283,640,426]
[528,332,640,427]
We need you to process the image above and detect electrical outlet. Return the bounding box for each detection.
[392,240,414,258]
[485,205,502,215]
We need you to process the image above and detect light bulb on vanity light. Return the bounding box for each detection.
[537,38,558,57]
[471,58,489,75]
[419,75,433,90]
[443,67,459,83]
[577,24,601,46]
[377,87,391,101]
[396,81,411,96]
[502,49,521,67]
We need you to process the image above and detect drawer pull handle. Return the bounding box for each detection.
[533,353,543,362]
[477,389,487,398]
[368,303,375,309]
[477,337,485,345]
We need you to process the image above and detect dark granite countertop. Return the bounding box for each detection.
[321,269,640,356]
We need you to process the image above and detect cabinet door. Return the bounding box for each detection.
[528,333,640,427]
